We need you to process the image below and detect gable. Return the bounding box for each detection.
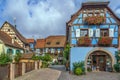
[67,2,120,26]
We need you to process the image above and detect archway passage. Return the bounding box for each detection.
[87,51,112,72]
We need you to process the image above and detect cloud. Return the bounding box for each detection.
[1,0,81,38]
[0,0,120,39]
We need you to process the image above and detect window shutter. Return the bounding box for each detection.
[76,29,80,37]
[109,29,114,37]
[96,29,100,37]
[89,29,93,37]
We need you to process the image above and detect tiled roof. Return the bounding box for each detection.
[45,35,66,48]
[35,39,45,48]
[21,53,35,59]
[1,21,28,44]
[26,39,35,43]
[0,31,23,49]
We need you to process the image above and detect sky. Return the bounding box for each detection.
[0,0,120,39]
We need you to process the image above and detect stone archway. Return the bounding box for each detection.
[85,48,115,73]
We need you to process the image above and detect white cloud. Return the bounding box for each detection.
[1,0,120,39]
[2,0,79,38]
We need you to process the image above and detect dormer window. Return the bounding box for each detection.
[56,42,60,45]
[14,37,17,39]
[8,29,10,32]
[47,42,51,45]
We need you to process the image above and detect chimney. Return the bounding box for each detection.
[12,38,14,44]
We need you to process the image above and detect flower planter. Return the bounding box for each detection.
[84,16,105,25]
[98,37,112,46]
[78,37,91,46]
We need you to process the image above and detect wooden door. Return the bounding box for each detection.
[98,55,106,71]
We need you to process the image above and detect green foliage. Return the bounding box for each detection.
[75,67,82,75]
[32,55,39,60]
[14,53,22,63]
[41,54,52,62]
[114,63,120,72]
[0,53,12,65]
[41,61,49,68]
[114,51,120,72]
[63,43,70,62]
[115,51,120,63]
[73,61,85,75]
[87,67,92,72]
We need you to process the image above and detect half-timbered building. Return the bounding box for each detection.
[0,21,29,53]
[66,1,120,72]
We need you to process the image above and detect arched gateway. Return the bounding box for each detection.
[85,48,115,72]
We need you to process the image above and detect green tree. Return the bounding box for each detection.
[63,43,70,61]
[0,53,12,65]
[14,53,22,63]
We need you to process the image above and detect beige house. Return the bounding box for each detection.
[0,21,29,53]
[0,30,24,55]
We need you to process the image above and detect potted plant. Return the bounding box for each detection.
[84,16,105,25]
[98,37,112,46]
[78,37,91,46]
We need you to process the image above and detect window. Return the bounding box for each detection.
[100,29,109,37]
[56,42,60,45]
[80,29,88,37]
[47,42,51,45]
[14,37,17,39]
[8,29,10,32]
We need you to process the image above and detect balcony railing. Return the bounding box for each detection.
[98,37,112,46]
[78,37,91,46]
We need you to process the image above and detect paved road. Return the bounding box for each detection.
[15,68,61,80]
[58,71,120,80]
[15,65,120,80]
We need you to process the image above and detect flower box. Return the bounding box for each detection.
[78,37,91,46]
[84,16,105,25]
[98,37,112,46]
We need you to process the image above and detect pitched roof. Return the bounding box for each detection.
[35,39,45,48]
[0,31,23,49]
[26,39,35,43]
[45,35,66,48]
[67,1,120,26]
[1,21,28,44]
[21,53,35,59]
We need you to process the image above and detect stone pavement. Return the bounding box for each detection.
[15,65,120,80]
[58,71,120,80]
[15,68,61,80]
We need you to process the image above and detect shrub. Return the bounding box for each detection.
[42,54,52,62]
[14,53,22,63]
[114,63,120,72]
[75,67,82,75]
[87,67,92,72]
[73,61,85,75]
[41,61,49,68]
[114,51,120,72]
[0,53,12,65]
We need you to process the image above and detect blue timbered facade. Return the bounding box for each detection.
[66,1,120,72]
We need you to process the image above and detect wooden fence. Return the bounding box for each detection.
[25,62,35,73]
[0,61,42,80]
[0,64,10,80]
[14,63,22,78]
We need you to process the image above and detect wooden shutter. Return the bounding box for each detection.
[96,29,100,37]
[109,29,114,37]
[76,29,80,37]
[89,29,93,37]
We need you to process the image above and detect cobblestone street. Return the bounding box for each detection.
[15,65,120,80]
[58,71,120,80]
[15,68,61,80]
